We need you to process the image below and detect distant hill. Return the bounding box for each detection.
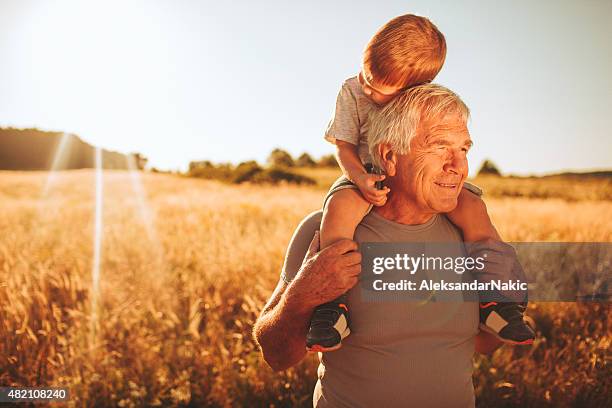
[540,171,612,179]
[0,127,137,170]
[501,171,612,181]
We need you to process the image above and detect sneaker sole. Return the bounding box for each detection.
[306,326,351,353]
[479,323,534,346]
[306,343,343,353]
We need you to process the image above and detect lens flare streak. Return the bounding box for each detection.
[90,147,103,340]
[42,132,70,196]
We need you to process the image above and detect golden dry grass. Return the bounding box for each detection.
[0,170,610,407]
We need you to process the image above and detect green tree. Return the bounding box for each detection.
[295,152,316,167]
[232,161,263,183]
[317,154,338,168]
[267,148,294,168]
[252,167,315,185]
[477,159,502,176]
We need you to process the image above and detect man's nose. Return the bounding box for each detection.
[443,150,467,175]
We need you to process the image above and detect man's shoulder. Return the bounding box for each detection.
[288,211,322,250]
[280,211,322,284]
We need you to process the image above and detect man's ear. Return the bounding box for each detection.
[376,143,397,176]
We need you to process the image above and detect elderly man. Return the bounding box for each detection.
[253,84,503,407]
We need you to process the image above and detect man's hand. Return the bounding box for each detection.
[253,227,362,371]
[290,232,362,309]
[353,172,390,207]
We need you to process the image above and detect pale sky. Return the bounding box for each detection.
[1,0,611,175]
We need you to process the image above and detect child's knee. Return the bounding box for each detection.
[453,189,485,221]
[324,189,370,220]
[460,186,485,209]
[452,189,499,241]
[320,189,370,246]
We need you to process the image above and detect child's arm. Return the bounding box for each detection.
[335,140,389,207]
[335,140,367,182]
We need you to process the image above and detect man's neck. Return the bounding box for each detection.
[373,194,435,225]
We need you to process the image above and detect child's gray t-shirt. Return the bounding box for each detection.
[324,76,374,164]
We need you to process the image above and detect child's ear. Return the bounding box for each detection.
[376,143,397,176]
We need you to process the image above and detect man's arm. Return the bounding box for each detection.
[252,278,314,371]
[253,231,361,371]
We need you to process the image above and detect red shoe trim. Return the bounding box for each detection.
[480,302,498,309]
[307,343,342,353]
[338,303,348,312]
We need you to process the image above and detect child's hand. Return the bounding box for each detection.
[354,173,390,206]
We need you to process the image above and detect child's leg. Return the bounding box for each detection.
[320,188,371,249]
[306,188,370,352]
[448,187,535,345]
[447,187,500,242]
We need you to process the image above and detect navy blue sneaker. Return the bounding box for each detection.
[306,295,350,352]
[479,301,535,345]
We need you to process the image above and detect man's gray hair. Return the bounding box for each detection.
[368,83,470,168]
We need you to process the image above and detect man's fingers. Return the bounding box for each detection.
[345,265,361,278]
[342,251,362,266]
[326,238,358,255]
[305,230,320,259]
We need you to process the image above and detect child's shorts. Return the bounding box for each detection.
[322,176,483,212]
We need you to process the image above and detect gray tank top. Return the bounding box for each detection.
[281,210,478,408]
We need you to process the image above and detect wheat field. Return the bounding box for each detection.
[0,170,610,407]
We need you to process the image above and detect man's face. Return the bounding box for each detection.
[392,112,471,214]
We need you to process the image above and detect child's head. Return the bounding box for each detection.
[360,14,446,105]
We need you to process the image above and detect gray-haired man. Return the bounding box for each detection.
[254,84,530,407]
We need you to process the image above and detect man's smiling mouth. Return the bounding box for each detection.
[434,182,459,189]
